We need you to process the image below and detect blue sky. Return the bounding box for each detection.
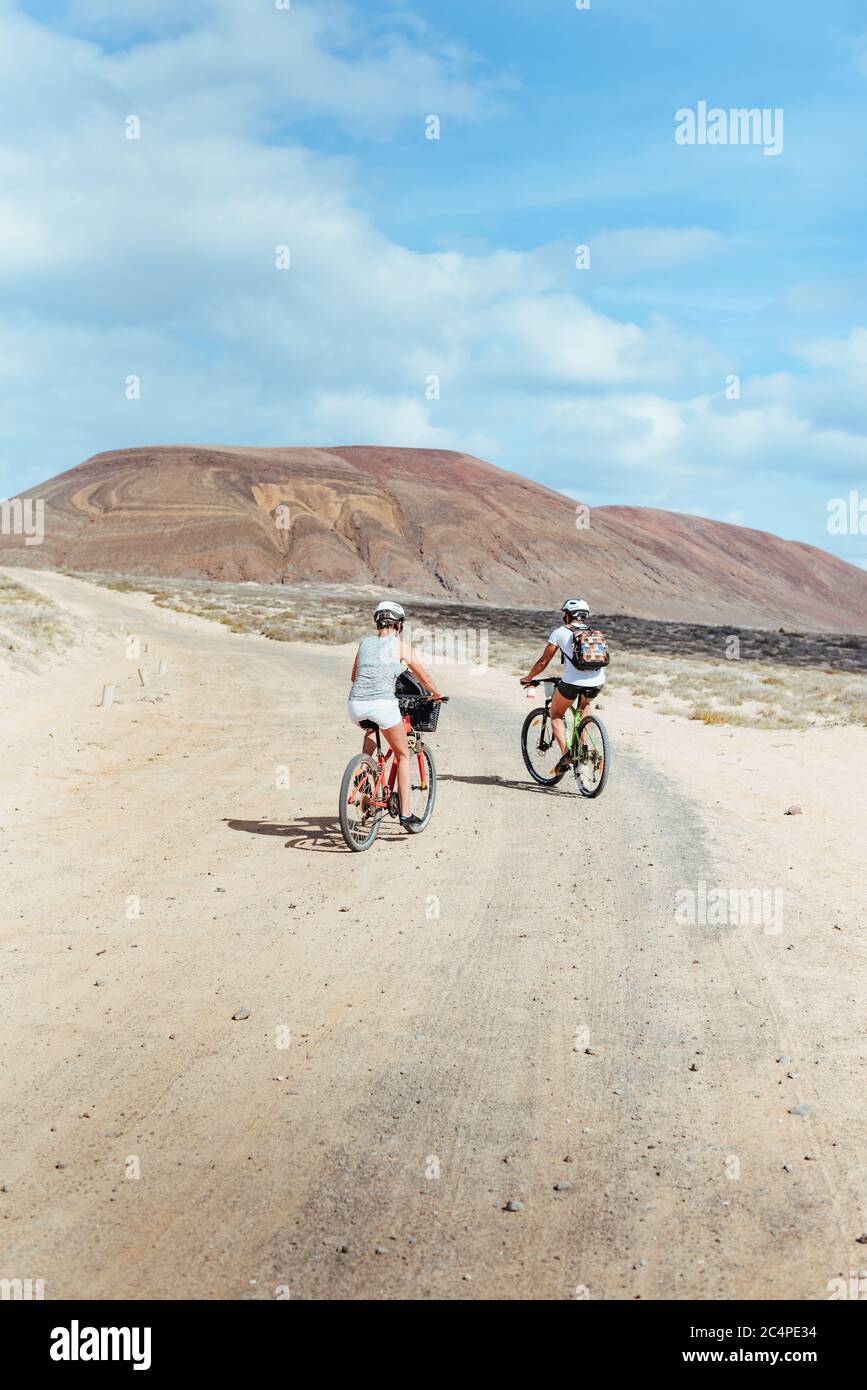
[2,0,867,567]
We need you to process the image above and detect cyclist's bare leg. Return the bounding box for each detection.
[578,692,602,749]
[382,720,412,816]
[549,687,573,755]
[576,694,589,747]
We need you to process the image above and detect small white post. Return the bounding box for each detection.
[158,659,167,675]
[101,684,114,709]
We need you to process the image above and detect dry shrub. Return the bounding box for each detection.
[0,574,75,669]
[690,708,730,725]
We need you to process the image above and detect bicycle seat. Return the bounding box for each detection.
[359,719,380,731]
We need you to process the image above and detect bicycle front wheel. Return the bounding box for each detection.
[409,742,437,831]
[339,754,383,851]
[521,705,576,785]
[573,714,610,798]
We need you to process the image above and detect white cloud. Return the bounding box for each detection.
[1,0,866,570]
[302,391,456,449]
[0,0,717,477]
[85,0,509,134]
[793,327,867,372]
[527,383,867,560]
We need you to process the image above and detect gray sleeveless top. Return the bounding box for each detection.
[350,634,402,700]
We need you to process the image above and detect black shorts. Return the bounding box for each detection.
[558,680,603,702]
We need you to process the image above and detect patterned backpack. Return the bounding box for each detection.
[571,624,610,671]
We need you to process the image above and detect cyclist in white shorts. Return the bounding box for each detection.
[348,601,442,833]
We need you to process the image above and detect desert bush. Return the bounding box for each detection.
[0,574,75,669]
[689,708,730,725]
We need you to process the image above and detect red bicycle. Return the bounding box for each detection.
[338,696,448,852]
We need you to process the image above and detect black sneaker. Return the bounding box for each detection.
[399,814,424,834]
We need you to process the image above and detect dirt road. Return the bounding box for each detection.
[1,571,864,1300]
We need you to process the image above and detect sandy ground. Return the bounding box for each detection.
[1,568,865,1301]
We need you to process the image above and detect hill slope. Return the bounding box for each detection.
[3,444,865,631]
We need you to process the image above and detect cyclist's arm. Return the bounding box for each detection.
[399,643,443,701]
[520,642,559,686]
[350,646,359,683]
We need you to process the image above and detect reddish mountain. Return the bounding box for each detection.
[2,444,865,631]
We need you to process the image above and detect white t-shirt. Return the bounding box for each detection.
[548,624,606,687]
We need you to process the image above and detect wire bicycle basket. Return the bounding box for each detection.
[397,694,443,733]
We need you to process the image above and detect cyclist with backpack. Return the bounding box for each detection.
[520,598,609,774]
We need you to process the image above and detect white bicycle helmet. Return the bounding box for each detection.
[373,599,406,628]
[561,597,590,620]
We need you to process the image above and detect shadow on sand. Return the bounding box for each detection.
[225,815,408,852]
[438,773,575,797]
[225,815,347,853]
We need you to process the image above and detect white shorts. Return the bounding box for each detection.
[347,695,403,731]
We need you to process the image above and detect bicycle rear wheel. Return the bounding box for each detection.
[409,742,437,831]
[573,714,610,798]
[339,754,383,851]
[521,705,576,785]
